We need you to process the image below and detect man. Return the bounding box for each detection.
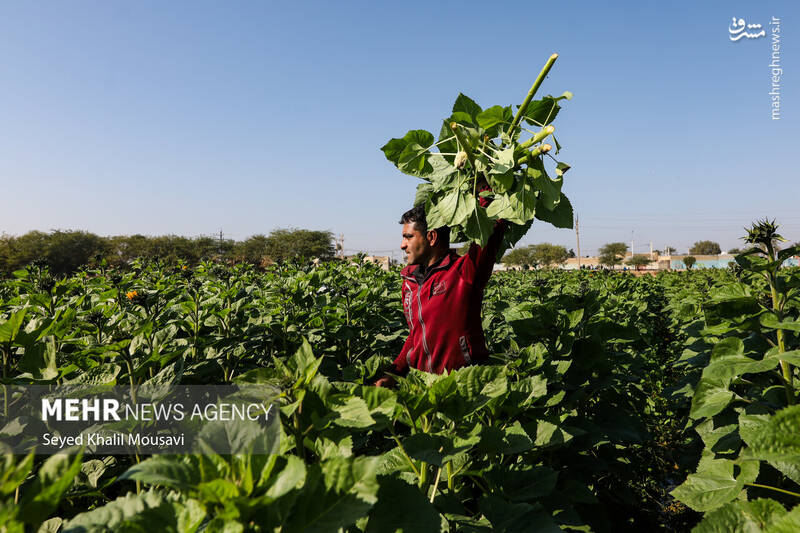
[374,203,506,387]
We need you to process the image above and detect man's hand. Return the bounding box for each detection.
[373,375,396,388]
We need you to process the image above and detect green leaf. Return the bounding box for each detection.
[693,498,788,533]
[767,505,800,533]
[0,309,26,343]
[120,457,201,491]
[18,335,58,380]
[381,130,436,178]
[0,453,35,496]
[264,455,307,500]
[479,495,561,533]
[330,396,376,429]
[365,477,442,533]
[63,490,205,533]
[529,172,562,212]
[670,458,758,512]
[282,457,380,533]
[19,452,84,523]
[485,465,558,501]
[690,377,735,420]
[521,95,568,127]
[743,405,800,464]
[477,422,534,455]
[452,94,482,123]
[465,206,493,248]
[426,190,475,230]
[414,183,432,207]
[476,105,512,136]
[760,314,800,332]
[531,419,575,448]
[37,517,62,533]
[535,193,573,229]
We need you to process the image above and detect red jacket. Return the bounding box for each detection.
[391,221,506,375]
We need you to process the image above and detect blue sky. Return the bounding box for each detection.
[0,1,796,257]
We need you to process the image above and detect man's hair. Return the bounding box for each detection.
[399,205,450,247]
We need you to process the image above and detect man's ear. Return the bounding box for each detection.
[426,229,438,247]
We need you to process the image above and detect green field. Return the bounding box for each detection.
[1,248,799,532]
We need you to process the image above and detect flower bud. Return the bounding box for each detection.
[454,151,468,170]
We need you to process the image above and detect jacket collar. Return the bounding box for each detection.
[403,251,458,285]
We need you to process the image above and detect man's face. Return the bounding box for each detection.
[401,222,432,265]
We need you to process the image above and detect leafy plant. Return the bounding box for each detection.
[671,220,800,530]
[381,54,573,250]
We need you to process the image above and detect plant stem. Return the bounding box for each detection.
[447,461,453,491]
[430,466,442,503]
[769,270,794,405]
[745,483,800,499]
[518,125,555,152]
[450,123,477,171]
[389,433,421,478]
[516,144,552,166]
[508,53,559,136]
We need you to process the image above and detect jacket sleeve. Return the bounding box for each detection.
[391,334,413,376]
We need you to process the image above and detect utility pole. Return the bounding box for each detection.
[338,233,345,259]
[218,229,224,257]
[575,215,581,269]
[650,241,653,260]
[631,231,634,261]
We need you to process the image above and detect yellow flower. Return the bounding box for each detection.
[126,290,138,300]
[182,265,188,270]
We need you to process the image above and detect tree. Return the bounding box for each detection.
[598,242,627,267]
[728,247,742,254]
[661,246,676,254]
[0,230,108,275]
[626,255,651,270]
[235,235,270,264]
[683,256,697,269]
[529,243,569,267]
[689,240,721,255]
[502,246,535,268]
[568,248,576,258]
[263,229,335,263]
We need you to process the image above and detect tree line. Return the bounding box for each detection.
[0,229,335,276]
[500,240,728,270]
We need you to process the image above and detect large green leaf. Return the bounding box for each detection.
[63,490,205,533]
[742,405,800,464]
[426,190,475,230]
[534,193,573,229]
[693,498,788,533]
[464,206,493,248]
[452,93,482,124]
[485,465,558,501]
[478,495,561,533]
[18,452,84,523]
[476,105,512,137]
[671,458,759,512]
[521,93,571,127]
[365,477,443,532]
[0,309,26,343]
[690,377,735,420]
[282,457,380,533]
[527,160,562,211]
[119,457,201,491]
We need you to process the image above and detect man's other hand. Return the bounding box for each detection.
[374,375,396,388]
